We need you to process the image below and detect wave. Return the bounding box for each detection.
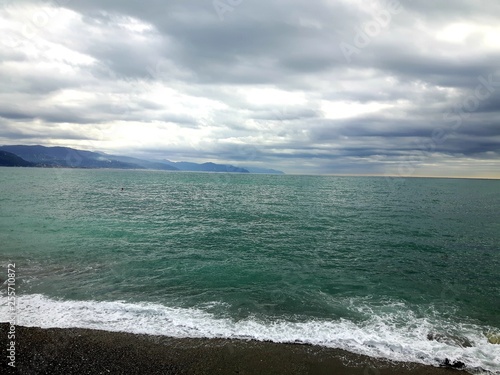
[1,294,499,374]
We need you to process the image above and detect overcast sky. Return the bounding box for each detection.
[1,0,499,177]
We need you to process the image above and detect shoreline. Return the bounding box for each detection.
[1,323,461,375]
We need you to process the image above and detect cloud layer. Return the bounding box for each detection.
[1,0,500,177]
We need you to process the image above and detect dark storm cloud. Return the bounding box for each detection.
[0,106,98,124]
[0,111,33,120]
[0,122,94,141]
[57,0,355,84]
[479,92,500,113]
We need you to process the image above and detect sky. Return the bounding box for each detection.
[1,0,499,177]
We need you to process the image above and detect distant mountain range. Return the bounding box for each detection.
[0,150,36,167]
[0,145,284,174]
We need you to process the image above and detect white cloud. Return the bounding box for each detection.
[321,100,392,120]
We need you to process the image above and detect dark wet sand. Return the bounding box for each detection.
[1,323,460,375]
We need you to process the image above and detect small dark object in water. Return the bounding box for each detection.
[121,187,124,191]
[440,358,466,369]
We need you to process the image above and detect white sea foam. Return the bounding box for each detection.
[1,294,499,374]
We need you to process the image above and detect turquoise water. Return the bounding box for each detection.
[1,168,499,372]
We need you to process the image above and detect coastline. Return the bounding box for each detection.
[1,323,461,375]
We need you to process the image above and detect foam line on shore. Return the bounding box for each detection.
[1,294,499,374]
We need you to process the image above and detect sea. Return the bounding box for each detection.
[0,167,499,373]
